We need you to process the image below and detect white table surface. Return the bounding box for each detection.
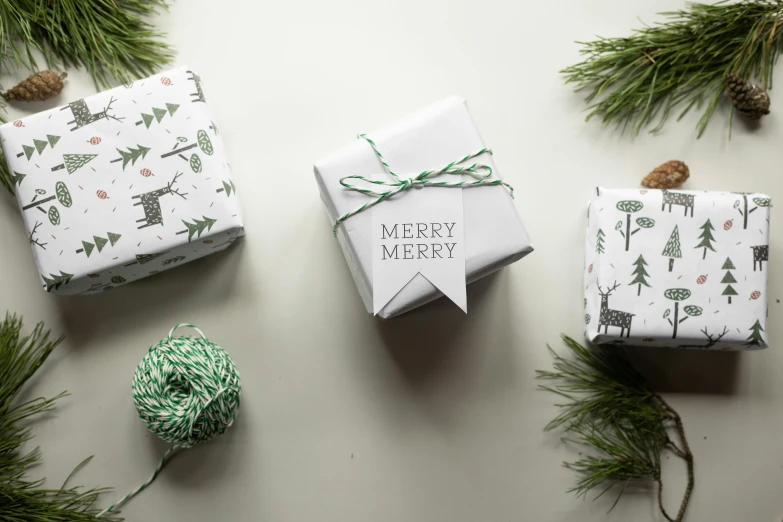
[2,0,782,520]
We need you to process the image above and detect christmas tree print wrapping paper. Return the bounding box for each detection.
[314,97,533,319]
[585,187,770,350]
[0,66,244,295]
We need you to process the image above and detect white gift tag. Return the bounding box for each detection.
[372,182,467,315]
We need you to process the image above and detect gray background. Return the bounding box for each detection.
[1,0,781,520]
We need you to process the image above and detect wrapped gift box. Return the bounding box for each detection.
[314,97,533,318]
[584,187,770,350]
[0,66,243,295]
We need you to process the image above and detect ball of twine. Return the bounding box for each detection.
[99,324,241,517]
[132,323,241,447]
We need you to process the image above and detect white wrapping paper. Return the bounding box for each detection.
[314,97,533,318]
[585,187,770,350]
[0,66,244,295]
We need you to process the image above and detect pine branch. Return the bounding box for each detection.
[0,313,120,521]
[562,0,783,137]
[0,1,173,90]
[537,336,694,521]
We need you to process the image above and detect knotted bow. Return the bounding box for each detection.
[332,134,514,235]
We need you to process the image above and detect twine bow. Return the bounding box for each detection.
[332,134,513,235]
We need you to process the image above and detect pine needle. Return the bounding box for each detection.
[0,313,120,521]
[561,0,783,137]
[537,336,694,522]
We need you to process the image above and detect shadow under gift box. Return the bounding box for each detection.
[0,66,244,295]
[314,96,534,319]
[584,187,770,350]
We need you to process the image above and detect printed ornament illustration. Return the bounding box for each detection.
[663,288,702,339]
[0,66,244,295]
[614,200,655,251]
[16,134,60,160]
[734,194,770,229]
[161,129,213,173]
[584,187,770,350]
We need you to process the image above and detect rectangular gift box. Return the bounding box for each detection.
[584,187,770,350]
[0,66,244,295]
[314,97,533,318]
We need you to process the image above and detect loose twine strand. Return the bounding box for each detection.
[332,134,514,236]
[97,324,241,516]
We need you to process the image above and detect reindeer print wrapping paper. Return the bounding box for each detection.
[585,187,770,350]
[0,66,244,295]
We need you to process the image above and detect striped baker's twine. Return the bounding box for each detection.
[332,134,513,235]
[97,324,241,517]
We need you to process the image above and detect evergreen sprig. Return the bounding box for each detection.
[562,0,783,137]
[0,314,120,521]
[537,336,694,522]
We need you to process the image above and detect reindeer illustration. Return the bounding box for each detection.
[132,171,188,229]
[60,96,124,131]
[661,189,695,217]
[597,281,635,338]
[751,245,768,271]
[187,70,206,103]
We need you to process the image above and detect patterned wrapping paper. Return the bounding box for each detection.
[584,187,770,350]
[0,66,244,295]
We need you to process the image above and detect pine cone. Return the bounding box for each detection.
[2,71,66,102]
[727,73,770,120]
[641,160,689,189]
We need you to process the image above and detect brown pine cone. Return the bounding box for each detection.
[3,71,67,102]
[726,73,770,120]
[641,160,689,189]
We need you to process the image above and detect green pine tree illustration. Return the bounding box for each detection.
[51,154,98,174]
[18,135,60,160]
[42,271,73,292]
[595,228,605,254]
[12,172,26,186]
[662,225,682,272]
[137,103,180,128]
[746,320,765,346]
[694,219,717,259]
[112,144,151,170]
[216,180,236,197]
[177,216,217,242]
[721,257,737,304]
[76,232,121,257]
[628,254,651,296]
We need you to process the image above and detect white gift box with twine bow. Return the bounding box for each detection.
[0,66,244,295]
[584,187,770,350]
[314,97,533,319]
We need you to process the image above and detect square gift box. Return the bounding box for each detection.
[584,187,770,350]
[0,66,244,295]
[314,97,533,319]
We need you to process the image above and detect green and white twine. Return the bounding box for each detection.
[97,324,241,516]
[332,134,514,235]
